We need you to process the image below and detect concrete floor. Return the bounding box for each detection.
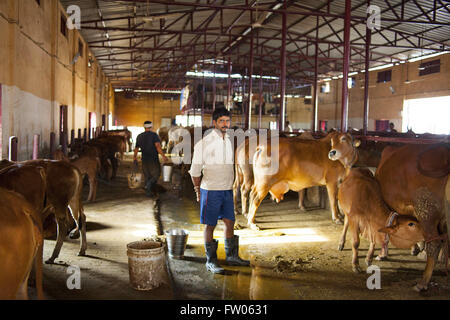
[35,154,450,300]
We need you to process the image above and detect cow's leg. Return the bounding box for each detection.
[338,214,349,251]
[247,185,270,230]
[326,183,343,224]
[233,174,240,215]
[45,208,69,264]
[68,197,87,256]
[87,174,97,202]
[365,242,375,267]
[241,182,252,216]
[413,190,444,291]
[16,273,30,300]
[351,221,362,273]
[78,210,87,256]
[298,189,307,212]
[33,242,44,300]
[111,158,118,179]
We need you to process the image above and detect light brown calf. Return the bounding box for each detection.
[337,167,424,273]
[329,133,450,291]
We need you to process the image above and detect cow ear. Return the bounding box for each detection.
[353,139,361,148]
[378,226,396,235]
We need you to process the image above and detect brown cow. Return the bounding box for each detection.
[72,141,113,180]
[376,143,449,291]
[329,134,450,291]
[233,131,316,216]
[0,165,46,299]
[157,126,170,150]
[100,129,133,152]
[247,132,346,230]
[337,167,424,273]
[0,188,43,299]
[0,159,87,264]
[54,149,100,202]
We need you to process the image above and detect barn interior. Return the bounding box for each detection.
[0,0,449,301]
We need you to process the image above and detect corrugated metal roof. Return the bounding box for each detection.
[59,0,450,89]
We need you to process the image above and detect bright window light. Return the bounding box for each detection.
[403,96,450,134]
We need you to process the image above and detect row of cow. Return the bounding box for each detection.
[162,125,449,292]
[0,129,131,299]
[246,131,449,291]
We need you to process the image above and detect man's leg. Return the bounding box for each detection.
[141,160,151,191]
[223,218,235,239]
[222,191,250,266]
[147,161,161,195]
[204,224,216,243]
[201,189,225,274]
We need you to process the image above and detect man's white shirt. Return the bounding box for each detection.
[189,129,234,190]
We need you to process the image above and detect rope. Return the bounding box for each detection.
[381,211,399,256]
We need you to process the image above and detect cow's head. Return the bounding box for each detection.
[378,215,424,249]
[328,132,361,168]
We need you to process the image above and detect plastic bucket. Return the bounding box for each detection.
[165,229,189,259]
[126,240,166,290]
[162,165,173,183]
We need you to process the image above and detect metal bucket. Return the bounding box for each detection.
[126,240,166,290]
[165,229,189,259]
[162,165,173,183]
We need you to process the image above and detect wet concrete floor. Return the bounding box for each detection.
[34,154,450,300]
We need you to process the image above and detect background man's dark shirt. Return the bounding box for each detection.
[135,131,161,163]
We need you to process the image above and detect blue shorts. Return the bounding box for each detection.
[200,189,235,226]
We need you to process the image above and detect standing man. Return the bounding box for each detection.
[189,108,250,274]
[134,121,168,198]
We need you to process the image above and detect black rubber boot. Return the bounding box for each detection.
[225,235,250,266]
[204,240,225,274]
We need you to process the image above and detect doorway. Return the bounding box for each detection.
[403,96,450,134]
[89,112,96,139]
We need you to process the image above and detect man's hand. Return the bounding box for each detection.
[194,186,200,202]
[161,155,169,163]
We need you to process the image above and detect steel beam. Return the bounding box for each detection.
[340,0,351,133]
[279,1,287,132]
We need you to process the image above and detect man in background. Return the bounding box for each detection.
[134,121,168,198]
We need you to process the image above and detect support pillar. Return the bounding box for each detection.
[279,1,287,132]
[49,132,56,159]
[340,0,351,133]
[246,31,254,130]
[363,5,372,136]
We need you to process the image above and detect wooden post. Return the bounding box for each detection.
[32,134,40,160]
